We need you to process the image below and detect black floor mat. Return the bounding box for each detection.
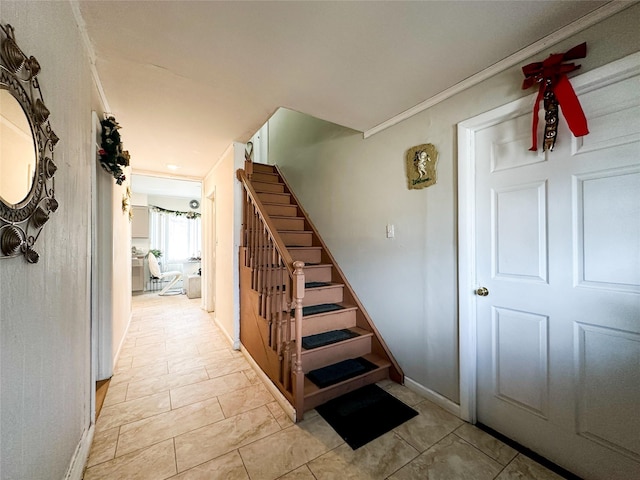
[306,357,377,388]
[302,329,360,350]
[316,383,418,450]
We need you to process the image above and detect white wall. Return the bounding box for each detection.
[268,5,640,404]
[202,143,244,347]
[0,2,100,479]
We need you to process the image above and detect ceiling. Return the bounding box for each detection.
[131,174,201,199]
[77,0,611,179]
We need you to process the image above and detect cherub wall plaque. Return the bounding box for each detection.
[406,143,438,190]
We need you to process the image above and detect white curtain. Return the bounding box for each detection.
[149,210,201,265]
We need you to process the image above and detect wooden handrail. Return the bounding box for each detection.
[237,169,296,276]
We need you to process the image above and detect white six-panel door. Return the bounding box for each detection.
[459,53,640,480]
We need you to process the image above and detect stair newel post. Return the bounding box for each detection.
[281,273,293,388]
[292,260,306,419]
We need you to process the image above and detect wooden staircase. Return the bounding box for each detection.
[238,161,402,421]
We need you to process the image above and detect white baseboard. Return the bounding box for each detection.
[213,314,237,349]
[404,376,461,418]
[240,345,297,423]
[64,424,95,480]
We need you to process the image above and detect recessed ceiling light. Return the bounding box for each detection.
[166,164,180,170]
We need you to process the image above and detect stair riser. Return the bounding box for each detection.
[301,336,372,373]
[252,163,276,174]
[251,172,280,183]
[258,192,290,204]
[300,309,356,336]
[265,204,298,217]
[303,286,344,306]
[252,181,285,193]
[289,248,322,264]
[281,232,312,247]
[303,367,390,411]
[304,266,332,283]
[272,217,305,231]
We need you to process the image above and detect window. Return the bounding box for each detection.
[149,210,201,264]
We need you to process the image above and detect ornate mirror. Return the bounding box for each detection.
[0,24,58,263]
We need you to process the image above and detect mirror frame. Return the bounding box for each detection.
[0,23,58,264]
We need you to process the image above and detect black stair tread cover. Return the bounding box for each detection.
[299,303,345,316]
[306,357,378,389]
[305,281,331,288]
[302,329,360,350]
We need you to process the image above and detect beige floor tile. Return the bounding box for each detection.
[90,294,565,480]
[110,361,169,387]
[454,423,517,465]
[308,431,419,480]
[204,356,250,379]
[240,415,344,480]
[385,384,426,407]
[170,371,251,409]
[97,392,171,431]
[243,367,262,385]
[103,382,128,407]
[388,433,502,480]
[164,343,200,356]
[393,399,463,452]
[496,454,566,480]
[126,367,209,402]
[86,426,119,467]
[125,341,167,359]
[169,451,249,480]
[277,465,317,480]
[218,383,275,418]
[174,405,281,472]
[84,438,177,480]
[168,355,211,374]
[136,332,167,346]
[116,355,134,371]
[266,401,294,429]
[116,397,225,456]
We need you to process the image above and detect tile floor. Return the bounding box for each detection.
[84,293,566,480]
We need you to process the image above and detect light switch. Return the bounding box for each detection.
[386,224,395,238]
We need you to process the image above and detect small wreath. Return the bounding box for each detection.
[99,115,130,185]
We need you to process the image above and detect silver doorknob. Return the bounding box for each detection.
[475,287,489,296]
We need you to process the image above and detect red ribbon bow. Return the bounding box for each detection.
[522,42,589,151]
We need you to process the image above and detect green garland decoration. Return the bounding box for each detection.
[150,205,201,219]
[99,115,130,185]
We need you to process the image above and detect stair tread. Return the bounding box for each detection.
[301,327,371,351]
[287,246,322,250]
[299,302,357,318]
[303,353,391,396]
[258,191,290,196]
[304,282,344,290]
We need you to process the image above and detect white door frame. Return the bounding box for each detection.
[456,52,640,424]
